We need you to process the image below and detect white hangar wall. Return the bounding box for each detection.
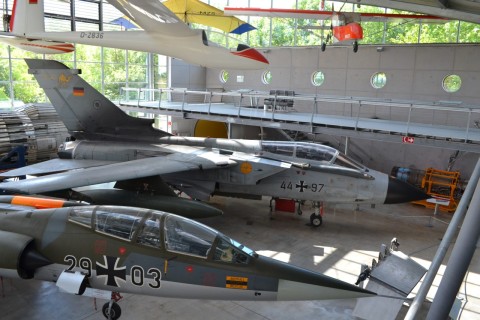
[202,45,480,177]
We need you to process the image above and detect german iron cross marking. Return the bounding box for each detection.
[296,181,307,192]
[96,255,126,287]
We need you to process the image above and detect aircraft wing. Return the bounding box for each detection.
[107,0,194,35]
[0,151,236,195]
[224,7,448,23]
[0,159,117,178]
[163,0,255,34]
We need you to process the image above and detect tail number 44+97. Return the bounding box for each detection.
[280,181,324,193]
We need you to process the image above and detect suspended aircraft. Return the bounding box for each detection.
[224,6,448,52]
[0,202,375,320]
[0,0,268,69]
[0,59,428,228]
[163,0,256,34]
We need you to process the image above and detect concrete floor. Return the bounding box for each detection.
[0,197,479,320]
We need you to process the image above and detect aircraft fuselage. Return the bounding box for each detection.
[0,206,373,301]
[57,139,389,204]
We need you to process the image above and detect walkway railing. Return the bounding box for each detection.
[119,87,480,144]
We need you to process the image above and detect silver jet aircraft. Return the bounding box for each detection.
[0,59,427,227]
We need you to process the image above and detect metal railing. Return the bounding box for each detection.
[119,87,480,143]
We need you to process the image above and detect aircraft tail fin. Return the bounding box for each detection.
[10,0,45,36]
[25,59,169,140]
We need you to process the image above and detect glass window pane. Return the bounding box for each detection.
[459,21,480,43]
[75,1,99,20]
[13,82,45,104]
[45,17,71,32]
[213,238,249,264]
[128,65,147,83]
[371,72,387,89]
[95,207,142,240]
[312,71,325,86]
[75,22,100,32]
[128,51,147,65]
[69,207,93,228]
[442,74,461,93]
[0,82,11,103]
[104,83,124,101]
[104,63,126,82]
[76,62,102,84]
[262,70,272,85]
[219,70,229,83]
[164,215,216,258]
[137,216,161,248]
[75,45,101,62]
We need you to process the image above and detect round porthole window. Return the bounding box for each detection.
[371,72,387,89]
[262,70,272,85]
[442,74,461,93]
[219,70,229,83]
[311,71,325,87]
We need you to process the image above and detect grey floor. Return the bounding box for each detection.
[1,197,479,320]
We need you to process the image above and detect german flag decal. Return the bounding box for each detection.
[226,276,248,289]
[73,87,84,96]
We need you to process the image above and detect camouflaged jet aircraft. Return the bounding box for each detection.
[0,59,427,227]
[0,204,375,319]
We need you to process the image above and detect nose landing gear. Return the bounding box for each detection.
[309,201,324,227]
[102,292,123,320]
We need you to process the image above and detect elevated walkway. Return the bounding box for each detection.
[117,88,480,152]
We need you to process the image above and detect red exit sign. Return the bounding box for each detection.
[402,136,415,144]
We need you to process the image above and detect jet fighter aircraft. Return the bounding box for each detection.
[0,204,375,319]
[0,59,428,227]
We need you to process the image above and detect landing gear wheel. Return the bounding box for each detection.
[321,42,326,52]
[102,301,121,320]
[310,213,323,227]
[353,41,358,53]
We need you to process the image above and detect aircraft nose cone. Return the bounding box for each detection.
[256,256,375,301]
[384,176,429,204]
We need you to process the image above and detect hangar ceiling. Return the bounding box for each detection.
[344,0,480,24]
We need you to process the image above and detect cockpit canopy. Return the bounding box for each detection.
[260,141,367,172]
[68,206,255,264]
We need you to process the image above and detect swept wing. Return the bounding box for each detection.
[0,151,236,195]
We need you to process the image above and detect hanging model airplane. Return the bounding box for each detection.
[0,202,375,320]
[224,7,448,52]
[163,0,256,34]
[0,0,268,69]
[0,59,428,228]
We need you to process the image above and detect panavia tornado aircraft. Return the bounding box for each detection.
[0,0,267,69]
[0,202,375,319]
[0,59,428,227]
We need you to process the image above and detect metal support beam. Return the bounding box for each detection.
[426,158,480,319]
[405,157,480,320]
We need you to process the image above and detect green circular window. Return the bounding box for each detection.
[219,70,229,83]
[443,74,461,93]
[371,72,387,89]
[312,71,325,86]
[262,70,272,85]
